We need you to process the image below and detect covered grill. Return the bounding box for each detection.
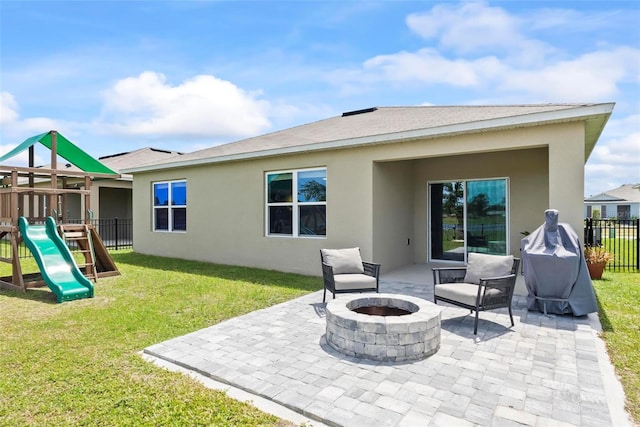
[521,209,597,315]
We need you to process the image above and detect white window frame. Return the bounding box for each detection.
[152,179,187,232]
[265,167,327,238]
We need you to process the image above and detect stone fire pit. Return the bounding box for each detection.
[325,293,441,362]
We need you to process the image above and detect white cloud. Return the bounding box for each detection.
[407,2,519,49]
[335,45,640,103]
[0,91,63,143]
[361,48,504,87]
[500,47,640,101]
[332,2,639,104]
[0,142,47,166]
[100,71,272,139]
[336,43,639,103]
[406,2,553,64]
[585,114,640,196]
[1,92,19,125]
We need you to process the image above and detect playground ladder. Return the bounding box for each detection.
[57,224,98,282]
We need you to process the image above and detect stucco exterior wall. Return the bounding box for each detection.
[548,122,586,233]
[372,161,415,272]
[131,121,585,276]
[132,149,375,275]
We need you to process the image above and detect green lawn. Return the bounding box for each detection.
[0,251,322,426]
[1,251,638,425]
[593,271,640,424]
[601,238,638,270]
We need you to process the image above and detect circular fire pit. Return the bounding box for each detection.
[325,293,441,362]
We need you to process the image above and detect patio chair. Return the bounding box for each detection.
[320,248,380,303]
[432,253,520,334]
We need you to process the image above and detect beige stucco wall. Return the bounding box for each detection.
[132,150,376,275]
[372,161,415,272]
[367,147,548,273]
[131,121,586,277]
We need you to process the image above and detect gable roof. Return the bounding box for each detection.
[585,184,640,203]
[123,103,615,174]
[0,131,118,175]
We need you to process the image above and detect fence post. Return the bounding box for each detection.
[114,217,119,251]
[585,218,593,246]
[637,218,640,271]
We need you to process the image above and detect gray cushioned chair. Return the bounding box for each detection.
[432,253,520,334]
[320,248,380,303]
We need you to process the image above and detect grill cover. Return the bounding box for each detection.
[521,209,597,315]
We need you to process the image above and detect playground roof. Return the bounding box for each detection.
[0,131,117,175]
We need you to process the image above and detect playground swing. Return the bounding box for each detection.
[0,130,120,302]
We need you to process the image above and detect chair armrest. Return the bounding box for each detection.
[321,262,335,287]
[362,261,381,279]
[478,274,517,308]
[432,267,467,284]
[478,274,516,288]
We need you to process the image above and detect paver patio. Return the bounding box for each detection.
[144,267,632,427]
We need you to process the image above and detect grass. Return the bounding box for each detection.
[0,251,322,426]
[593,271,640,424]
[601,238,638,270]
[2,250,638,425]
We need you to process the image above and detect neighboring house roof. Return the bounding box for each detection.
[0,131,118,175]
[35,147,183,181]
[98,147,183,178]
[585,184,640,203]
[123,103,614,174]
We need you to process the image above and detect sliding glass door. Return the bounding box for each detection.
[429,179,508,262]
[430,182,465,261]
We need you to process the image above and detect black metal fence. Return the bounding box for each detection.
[0,218,132,260]
[584,218,639,271]
[68,218,133,251]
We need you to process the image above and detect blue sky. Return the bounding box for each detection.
[1,1,638,197]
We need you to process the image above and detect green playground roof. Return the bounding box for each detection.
[0,131,117,175]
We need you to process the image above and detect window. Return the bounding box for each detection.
[429,178,508,262]
[617,205,630,220]
[266,168,326,237]
[153,180,186,232]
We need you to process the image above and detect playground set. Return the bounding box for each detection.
[0,131,120,302]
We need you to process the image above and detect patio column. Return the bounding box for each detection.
[547,125,585,237]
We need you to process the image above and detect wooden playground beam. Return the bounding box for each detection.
[0,165,119,180]
[0,187,90,195]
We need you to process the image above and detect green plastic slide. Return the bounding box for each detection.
[19,217,94,303]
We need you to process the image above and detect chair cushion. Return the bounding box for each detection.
[334,273,377,291]
[463,253,514,284]
[435,283,502,306]
[321,248,365,274]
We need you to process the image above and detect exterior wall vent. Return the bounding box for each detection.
[342,107,378,117]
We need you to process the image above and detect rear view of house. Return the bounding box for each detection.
[123,103,614,276]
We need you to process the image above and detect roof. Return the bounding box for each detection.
[37,147,183,181]
[0,131,118,175]
[99,147,183,175]
[123,103,615,174]
[585,184,640,203]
